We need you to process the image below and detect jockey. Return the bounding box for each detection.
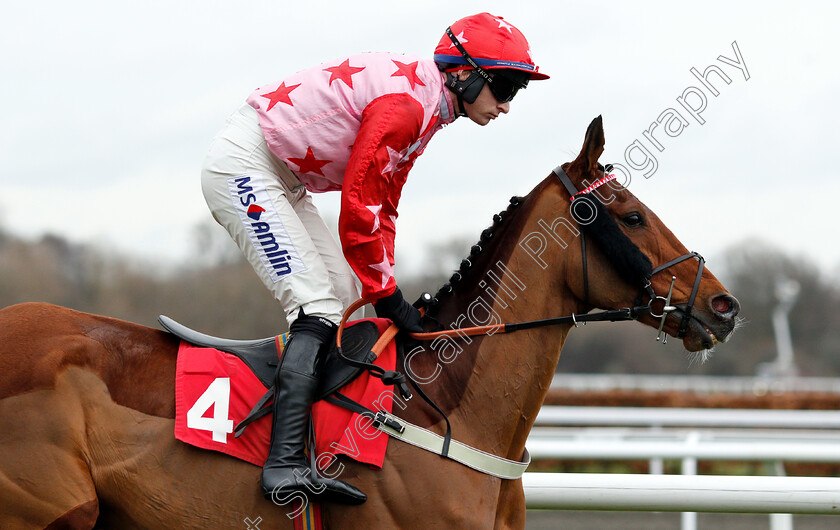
[200,12,548,506]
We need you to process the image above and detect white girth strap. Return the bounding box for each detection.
[372,412,530,480]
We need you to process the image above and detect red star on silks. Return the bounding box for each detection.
[323,59,365,89]
[260,81,300,111]
[391,60,426,90]
[287,147,332,176]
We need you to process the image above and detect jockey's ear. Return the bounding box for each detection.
[455,70,473,81]
[573,115,605,173]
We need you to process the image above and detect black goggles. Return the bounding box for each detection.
[486,72,528,103]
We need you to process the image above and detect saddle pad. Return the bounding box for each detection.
[174,318,397,468]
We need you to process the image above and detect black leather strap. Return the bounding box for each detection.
[446,27,492,81]
[234,387,274,438]
[679,254,705,338]
[650,252,699,276]
[552,166,579,197]
[580,231,589,308]
[650,251,705,338]
[324,392,406,433]
[552,166,590,308]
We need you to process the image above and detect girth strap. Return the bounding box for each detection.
[325,393,530,480]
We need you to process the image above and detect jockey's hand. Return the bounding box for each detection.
[374,287,423,333]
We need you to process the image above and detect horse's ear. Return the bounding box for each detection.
[572,115,605,171]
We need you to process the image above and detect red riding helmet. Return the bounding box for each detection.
[433,12,549,81]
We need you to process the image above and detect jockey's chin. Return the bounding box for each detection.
[461,85,510,126]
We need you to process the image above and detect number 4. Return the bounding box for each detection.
[187,377,235,443]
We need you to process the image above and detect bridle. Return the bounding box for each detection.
[329,167,709,471]
[336,166,711,379]
[551,165,706,342]
[378,166,708,345]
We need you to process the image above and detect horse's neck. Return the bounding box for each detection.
[428,181,581,459]
[453,255,577,459]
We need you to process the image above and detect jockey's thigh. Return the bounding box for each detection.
[289,193,363,320]
[201,104,359,326]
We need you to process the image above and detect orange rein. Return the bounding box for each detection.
[335,298,497,359]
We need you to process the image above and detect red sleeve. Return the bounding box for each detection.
[339,93,424,301]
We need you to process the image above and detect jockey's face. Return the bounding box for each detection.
[455,70,511,126]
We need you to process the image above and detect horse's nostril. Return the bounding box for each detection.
[712,298,730,314]
[712,294,739,317]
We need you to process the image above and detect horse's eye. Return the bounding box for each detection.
[621,212,644,227]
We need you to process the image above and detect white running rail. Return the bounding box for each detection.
[523,406,840,530]
[523,473,840,514]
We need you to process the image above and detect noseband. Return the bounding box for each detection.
[552,166,705,342]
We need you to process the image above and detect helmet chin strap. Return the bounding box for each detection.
[454,92,467,118]
[444,71,485,117]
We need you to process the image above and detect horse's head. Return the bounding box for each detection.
[557,116,739,352]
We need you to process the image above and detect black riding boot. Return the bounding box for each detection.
[261,317,366,506]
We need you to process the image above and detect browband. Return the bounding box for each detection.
[552,166,616,201]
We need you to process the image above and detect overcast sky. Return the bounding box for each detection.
[2,1,838,280]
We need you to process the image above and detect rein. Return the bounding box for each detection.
[408,304,650,341]
[329,166,708,479]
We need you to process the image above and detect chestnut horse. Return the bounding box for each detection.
[0,117,738,529]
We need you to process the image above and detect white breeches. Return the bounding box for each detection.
[200,103,361,326]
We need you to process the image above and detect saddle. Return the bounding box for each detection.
[162,314,531,480]
[159,316,381,411]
